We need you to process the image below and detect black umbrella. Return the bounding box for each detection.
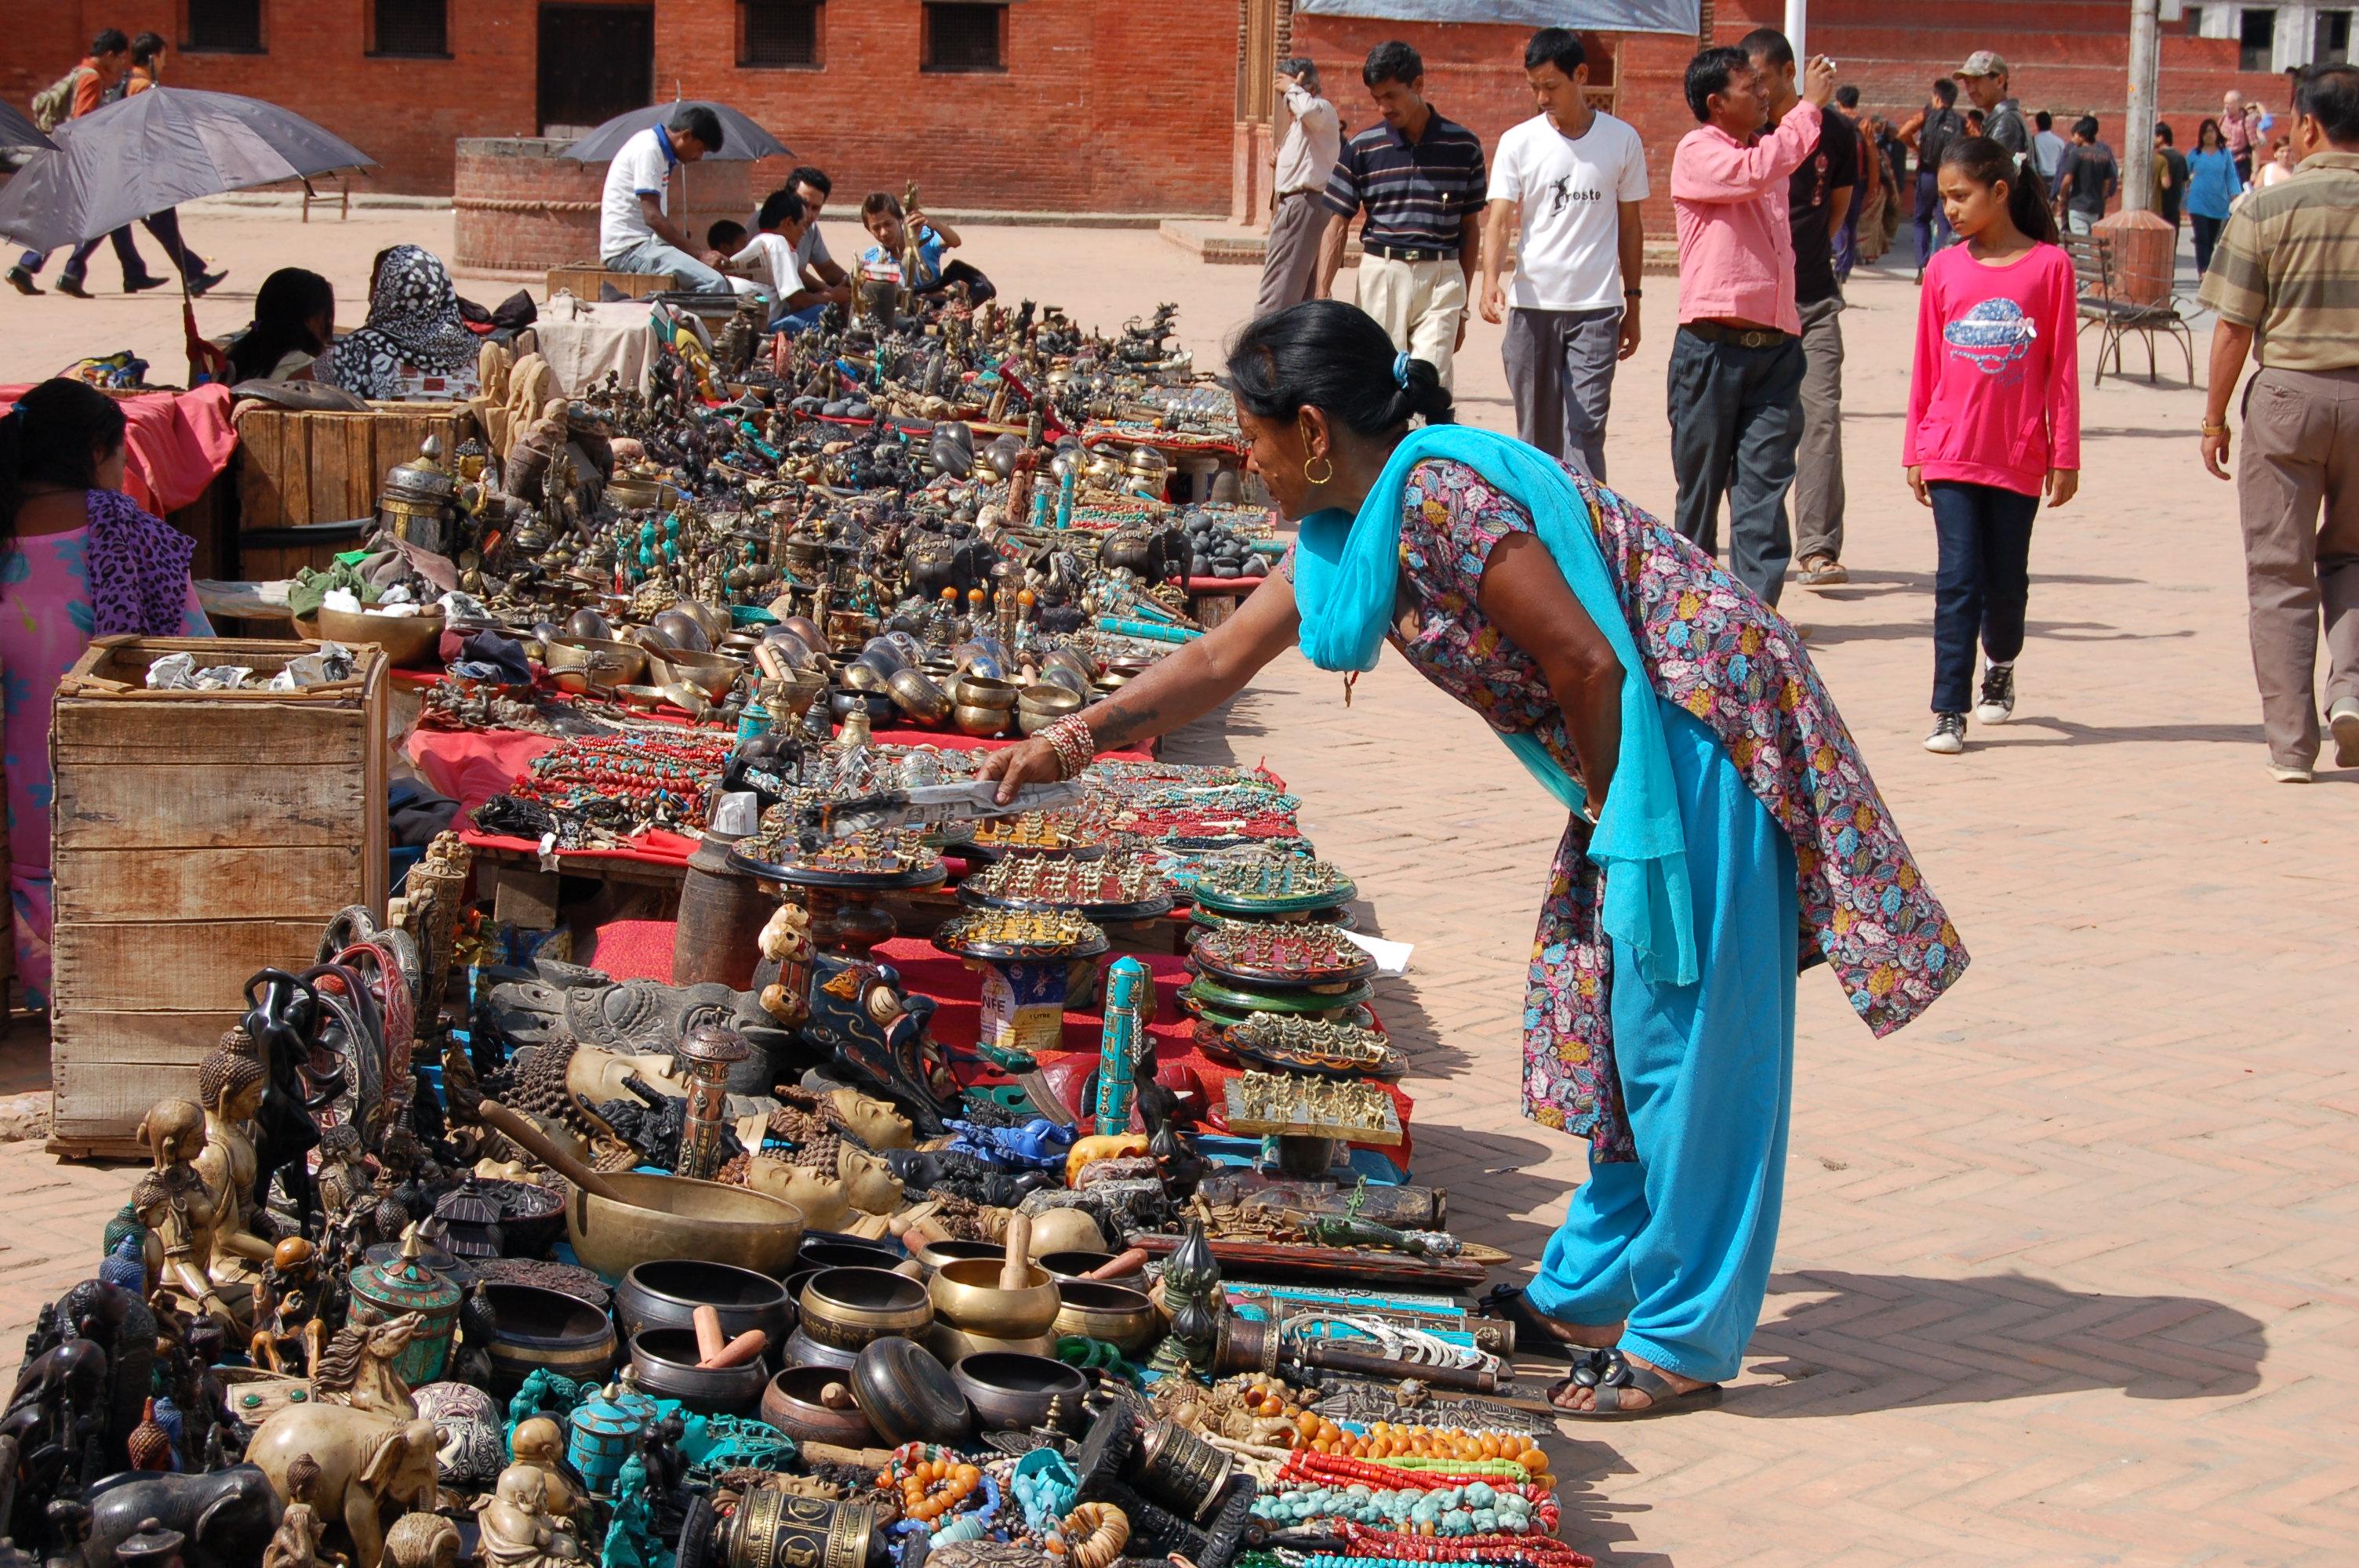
[557,101,790,163]
[0,101,57,153]
[0,87,373,252]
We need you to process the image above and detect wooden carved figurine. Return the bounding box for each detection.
[132,1099,247,1338]
[194,1036,279,1309]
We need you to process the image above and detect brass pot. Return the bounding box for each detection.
[1019,684,1084,717]
[647,648,744,703]
[545,636,648,694]
[796,1267,933,1352]
[904,1237,1004,1276]
[567,1171,805,1280]
[1051,1279,1158,1353]
[925,1323,1058,1363]
[928,1258,1060,1338]
[951,675,1018,710]
[312,604,446,670]
[952,704,1012,738]
[885,667,952,726]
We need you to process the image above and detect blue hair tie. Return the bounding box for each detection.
[1392,350,1413,389]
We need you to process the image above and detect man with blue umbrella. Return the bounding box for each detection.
[600,104,731,292]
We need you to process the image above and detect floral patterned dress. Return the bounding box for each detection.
[1,517,211,1009]
[1291,458,1965,1163]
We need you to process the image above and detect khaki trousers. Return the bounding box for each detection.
[2237,365,2359,767]
[1355,253,1467,389]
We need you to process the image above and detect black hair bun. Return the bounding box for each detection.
[1394,357,1456,426]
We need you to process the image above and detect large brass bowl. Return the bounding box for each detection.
[544,636,648,694]
[952,675,1019,710]
[311,604,445,670]
[886,666,952,726]
[567,1171,804,1279]
[951,704,1012,738]
[1050,1279,1158,1353]
[646,647,744,703]
[929,1258,1060,1338]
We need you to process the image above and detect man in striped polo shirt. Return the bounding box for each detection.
[2199,63,2359,783]
[1315,41,1488,389]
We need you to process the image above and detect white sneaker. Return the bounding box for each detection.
[2269,761,2314,783]
[2330,699,2359,768]
[1924,713,1967,754]
[1975,662,2016,725]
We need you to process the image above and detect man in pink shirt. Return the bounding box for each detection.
[1666,42,1836,607]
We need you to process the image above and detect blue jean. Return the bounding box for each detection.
[1928,480,2039,713]
[1913,169,1953,266]
[20,227,151,287]
[603,235,726,294]
[770,302,829,335]
[1525,702,1800,1385]
[1667,326,1805,608]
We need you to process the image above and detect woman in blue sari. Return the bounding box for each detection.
[981,302,1965,1414]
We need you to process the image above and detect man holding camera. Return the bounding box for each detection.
[1257,58,1342,318]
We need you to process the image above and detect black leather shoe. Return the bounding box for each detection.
[4,267,38,296]
[187,269,228,297]
[56,277,92,298]
[123,274,169,294]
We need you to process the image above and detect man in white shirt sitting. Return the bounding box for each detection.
[600,104,731,292]
[1478,27,1648,479]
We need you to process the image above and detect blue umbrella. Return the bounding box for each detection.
[0,101,57,152]
[557,101,790,163]
[0,87,373,252]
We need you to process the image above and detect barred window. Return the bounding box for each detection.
[185,0,264,53]
[742,0,821,67]
[924,2,1005,73]
[373,0,449,57]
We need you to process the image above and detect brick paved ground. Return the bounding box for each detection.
[4,215,2352,1565]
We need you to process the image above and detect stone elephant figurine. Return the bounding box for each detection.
[247,1408,440,1568]
[80,1464,285,1568]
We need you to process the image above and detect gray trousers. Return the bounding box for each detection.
[1502,306,1622,481]
[1667,325,1805,608]
[2237,365,2359,768]
[1255,191,1325,318]
[1792,294,1847,563]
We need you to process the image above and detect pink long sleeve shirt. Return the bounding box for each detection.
[1903,242,2081,496]
[1670,100,1822,336]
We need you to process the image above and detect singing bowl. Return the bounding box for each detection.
[797,1267,934,1352]
[567,1172,805,1280]
[478,1178,569,1258]
[925,1323,1057,1363]
[628,1328,769,1414]
[929,1258,1061,1338]
[951,1352,1090,1433]
[886,667,953,725]
[851,1338,971,1446]
[616,1259,796,1347]
[647,647,744,703]
[1018,683,1085,718]
[769,669,829,720]
[1016,706,1066,737]
[782,1327,860,1373]
[647,607,714,652]
[482,1282,617,1395]
[831,689,897,724]
[761,1366,879,1446]
[615,683,671,710]
[1038,1250,1129,1283]
[951,675,1019,710]
[952,703,1013,738]
[798,1234,907,1271]
[838,652,892,692]
[311,604,445,670]
[544,636,649,691]
[1051,1280,1158,1353]
[905,1237,1005,1277]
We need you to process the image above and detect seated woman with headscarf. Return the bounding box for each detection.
[0,380,212,1010]
[323,245,482,401]
[227,268,336,384]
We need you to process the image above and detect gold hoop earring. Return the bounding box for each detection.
[1303,455,1335,486]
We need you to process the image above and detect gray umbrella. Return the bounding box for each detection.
[0,87,373,252]
[557,102,790,163]
[0,101,57,152]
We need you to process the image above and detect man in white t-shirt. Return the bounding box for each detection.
[766,165,855,333]
[1477,28,1648,479]
[725,187,811,306]
[599,104,730,292]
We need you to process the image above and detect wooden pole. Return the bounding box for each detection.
[2125,0,2161,211]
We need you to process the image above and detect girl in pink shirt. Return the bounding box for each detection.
[1904,136,2081,755]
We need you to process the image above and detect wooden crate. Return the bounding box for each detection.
[233,401,480,535]
[47,637,388,1158]
[547,266,677,299]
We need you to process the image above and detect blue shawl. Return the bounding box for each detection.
[1292,425,1696,987]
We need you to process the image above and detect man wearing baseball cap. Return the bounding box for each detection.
[1955,52,2031,158]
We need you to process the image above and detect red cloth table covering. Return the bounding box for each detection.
[0,383,238,515]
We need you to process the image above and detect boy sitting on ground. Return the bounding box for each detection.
[856,193,996,303]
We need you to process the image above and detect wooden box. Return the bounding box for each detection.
[233,400,480,541]
[47,637,388,1158]
[547,266,677,300]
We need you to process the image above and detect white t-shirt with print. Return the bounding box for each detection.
[600,128,674,261]
[1488,110,1648,313]
[730,232,801,299]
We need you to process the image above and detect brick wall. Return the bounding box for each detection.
[4,0,1238,211]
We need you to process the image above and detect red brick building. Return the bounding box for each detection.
[0,0,2332,234]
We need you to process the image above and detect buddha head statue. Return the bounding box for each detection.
[824,1087,914,1151]
[197,1037,269,1124]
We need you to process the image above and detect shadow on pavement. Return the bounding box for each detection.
[1736,1268,2266,1414]
[1990,717,2264,747]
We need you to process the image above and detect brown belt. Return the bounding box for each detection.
[1681,321,1792,348]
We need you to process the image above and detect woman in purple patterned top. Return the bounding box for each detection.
[983,303,1965,1415]
[0,380,210,1010]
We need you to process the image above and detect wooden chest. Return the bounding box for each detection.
[46,637,389,1158]
[233,401,480,572]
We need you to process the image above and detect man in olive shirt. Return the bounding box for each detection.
[2198,64,2359,782]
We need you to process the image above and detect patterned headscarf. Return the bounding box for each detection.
[324,245,480,400]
